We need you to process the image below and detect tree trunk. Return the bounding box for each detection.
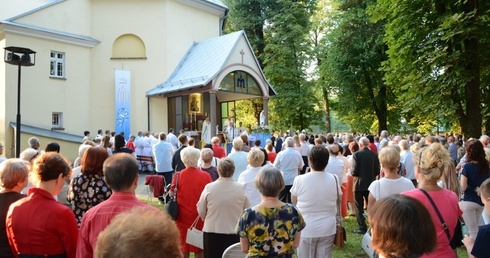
[322,87,331,132]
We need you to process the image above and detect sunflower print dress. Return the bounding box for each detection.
[236,203,306,257]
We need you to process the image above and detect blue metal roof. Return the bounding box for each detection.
[147,30,276,96]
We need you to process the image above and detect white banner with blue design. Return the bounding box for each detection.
[115,70,130,140]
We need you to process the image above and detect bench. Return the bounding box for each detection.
[136,155,155,173]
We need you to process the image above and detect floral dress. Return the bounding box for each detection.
[236,203,305,257]
[67,174,112,226]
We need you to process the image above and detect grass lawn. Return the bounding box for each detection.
[140,197,468,258]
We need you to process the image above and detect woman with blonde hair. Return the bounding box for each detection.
[0,159,29,258]
[367,146,414,214]
[237,149,265,207]
[7,152,78,258]
[403,143,461,257]
[169,147,212,258]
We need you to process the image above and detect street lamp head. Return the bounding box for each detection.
[4,46,36,66]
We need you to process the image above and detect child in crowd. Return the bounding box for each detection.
[462,177,490,258]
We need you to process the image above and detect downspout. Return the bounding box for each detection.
[219,9,229,36]
[147,96,150,131]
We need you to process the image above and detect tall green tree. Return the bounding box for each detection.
[320,0,395,134]
[262,0,322,131]
[370,0,490,138]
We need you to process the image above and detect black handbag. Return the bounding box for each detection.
[166,173,179,220]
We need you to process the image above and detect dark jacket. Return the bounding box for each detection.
[352,147,380,191]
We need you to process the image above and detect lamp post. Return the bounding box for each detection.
[4,47,36,158]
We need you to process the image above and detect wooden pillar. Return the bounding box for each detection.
[210,91,217,137]
[263,97,269,125]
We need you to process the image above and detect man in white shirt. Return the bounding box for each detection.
[227,138,249,181]
[166,128,179,150]
[273,137,304,203]
[153,132,175,188]
[399,140,416,187]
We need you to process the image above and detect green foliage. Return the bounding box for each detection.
[369,0,490,137]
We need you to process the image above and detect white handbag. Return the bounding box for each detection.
[186,216,203,249]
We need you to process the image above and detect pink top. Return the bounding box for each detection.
[76,192,157,258]
[403,188,462,258]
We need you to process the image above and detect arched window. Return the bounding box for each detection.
[219,71,261,95]
[112,34,146,59]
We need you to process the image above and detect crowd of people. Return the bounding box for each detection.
[0,128,489,258]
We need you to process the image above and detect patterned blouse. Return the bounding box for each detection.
[236,203,305,257]
[67,174,112,226]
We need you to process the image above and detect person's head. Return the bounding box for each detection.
[348,142,360,154]
[285,137,294,148]
[265,143,274,153]
[98,129,103,135]
[31,152,71,186]
[114,134,126,150]
[299,133,306,142]
[309,146,330,171]
[413,143,452,182]
[105,130,110,135]
[20,148,39,164]
[178,134,188,145]
[248,148,265,168]
[314,137,323,146]
[129,134,135,142]
[28,137,40,149]
[425,135,435,145]
[478,178,490,212]
[45,142,60,153]
[259,148,268,166]
[111,131,116,137]
[465,140,489,173]
[379,146,401,171]
[82,146,109,177]
[232,138,243,151]
[200,148,214,164]
[369,195,436,258]
[188,138,195,147]
[254,139,261,147]
[180,147,200,168]
[329,143,339,156]
[102,135,111,148]
[366,135,374,143]
[158,132,166,141]
[479,135,489,148]
[240,134,248,144]
[359,137,370,148]
[380,130,388,138]
[84,131,90,137]
[94,207,181,258]
[255,166,285,198]
[211,137,220,145]
[326,133,335,144]
[217,158,235,178]
[168,128,174,134]
[103,153,139,192]
[398,140,409,151]
[0,159,29,191]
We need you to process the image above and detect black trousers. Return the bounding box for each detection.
[279,185,293,203]
[354,190,369,230]
[203,232,239,258]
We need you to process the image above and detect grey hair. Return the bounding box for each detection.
[285,137,294,147]
[359,137,370,147]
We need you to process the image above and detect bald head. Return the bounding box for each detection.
[329,144,339,156]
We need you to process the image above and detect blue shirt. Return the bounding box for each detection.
[461,163,490,206]
[153,140,174,173]
[472,224,490,258]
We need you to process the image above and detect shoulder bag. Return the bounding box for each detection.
[166,172,179,220]
[419,188,465,249]
[333,174,346,248]
[186,216,204,249]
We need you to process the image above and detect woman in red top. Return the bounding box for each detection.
[265,143,277,163]
[170,147,212,258]
[7,152,78,258]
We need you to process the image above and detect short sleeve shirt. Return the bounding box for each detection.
[472,224,490,258]
[235,203,305,257]
[461,163,490,205]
